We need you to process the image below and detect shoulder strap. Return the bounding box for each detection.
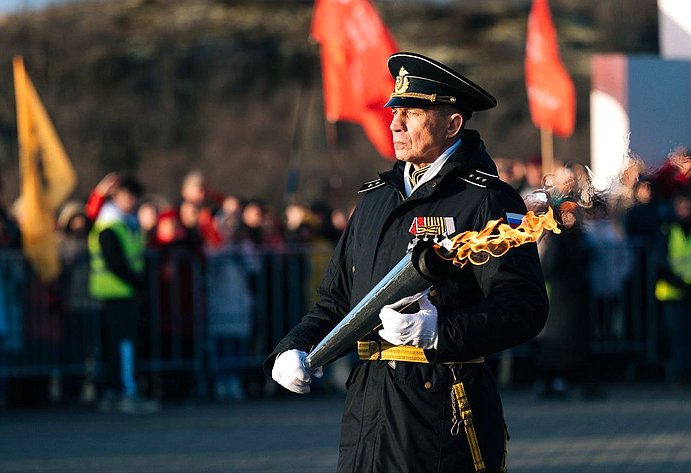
[458,169,499,188]
[357,178,386,194]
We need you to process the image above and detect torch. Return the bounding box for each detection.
[303,208,560,372]
[303,243,453,370]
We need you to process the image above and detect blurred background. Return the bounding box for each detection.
[0,0,660,210]
[0,1,690,472]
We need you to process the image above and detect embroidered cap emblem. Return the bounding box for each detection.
[394,67,410,94]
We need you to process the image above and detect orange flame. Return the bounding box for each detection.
[434,207,561,268]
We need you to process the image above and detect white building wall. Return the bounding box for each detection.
[659,0,691,59]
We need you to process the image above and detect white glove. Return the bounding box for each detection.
[271,349,323,394]
[378,290,438,349]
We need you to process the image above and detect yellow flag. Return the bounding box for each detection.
[13,56,77,281]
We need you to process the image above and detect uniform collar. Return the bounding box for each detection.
[403,139,461,197]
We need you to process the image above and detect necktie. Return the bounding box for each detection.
[409,164,431,188]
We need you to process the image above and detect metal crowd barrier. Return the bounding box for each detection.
[0,244,334,403]
[588,239,660,364]
[0,240,664,404]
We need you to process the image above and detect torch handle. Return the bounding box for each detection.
[302,246,452,371]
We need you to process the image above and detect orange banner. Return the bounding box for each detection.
[311,0,398,159]
[14,56,77,281]
[525,0,576,138]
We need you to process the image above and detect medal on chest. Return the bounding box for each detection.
[408,216,456,251]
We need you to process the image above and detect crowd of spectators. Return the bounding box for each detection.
[0,146,689,407]
[63,170,349,257]
[0,168,352,407]
[497,146,691,397]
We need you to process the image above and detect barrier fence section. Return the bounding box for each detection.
[0,245,333,403]
[588,239,660,365]
[0,241,664,404]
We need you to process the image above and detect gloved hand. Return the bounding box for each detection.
[271,349,323,394]
[378,290,438,349]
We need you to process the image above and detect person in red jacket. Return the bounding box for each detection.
[178,170,224,249]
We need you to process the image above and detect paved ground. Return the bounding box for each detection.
[0,383,690,473]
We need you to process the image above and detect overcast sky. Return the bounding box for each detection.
[0,0,68,14]
[0,0,460,15]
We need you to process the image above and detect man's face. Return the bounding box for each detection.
[674,195,691,222]
[113,189,137,215]
[389,107,459,166]
[179,201,200,228]
[242,203,263,229]
[677,155,691,178]
[182,180,206,206]
[561,211,577,229]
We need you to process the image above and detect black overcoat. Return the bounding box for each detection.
[264,129,549,473]
[537,227,592,372]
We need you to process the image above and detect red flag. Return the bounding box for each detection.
[311,0,398,159]
[525,0,576,138]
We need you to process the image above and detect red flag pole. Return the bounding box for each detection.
[326,120,343,204]
[540,127,554,175]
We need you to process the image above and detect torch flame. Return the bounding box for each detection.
[434,207,561,268]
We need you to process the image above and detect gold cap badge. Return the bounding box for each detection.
[394,67,410,94]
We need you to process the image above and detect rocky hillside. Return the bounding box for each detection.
[0,0,658,210]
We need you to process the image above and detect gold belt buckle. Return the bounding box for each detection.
[357,340,381,360]
[368,341,381,360]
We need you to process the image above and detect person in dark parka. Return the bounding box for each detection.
[536,201,593,398]
[265,52,549,473]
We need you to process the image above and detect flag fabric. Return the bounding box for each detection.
[14,56,77,281]
[505,212,525,228]
[525,0,576,138]
[311,0,398,159]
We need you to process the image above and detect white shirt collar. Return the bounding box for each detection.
[403,139,461,198]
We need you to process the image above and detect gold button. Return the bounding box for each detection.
[424,381,433,389]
